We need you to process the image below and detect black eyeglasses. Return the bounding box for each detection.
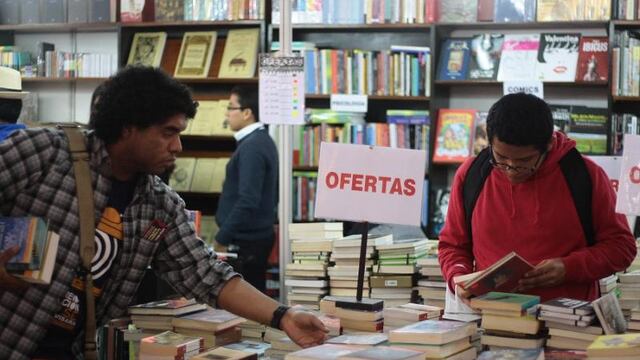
[489,146,546,174]
[226,106,245,111]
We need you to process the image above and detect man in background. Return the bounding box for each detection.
[0,67,27,140]
[216,86,278,293]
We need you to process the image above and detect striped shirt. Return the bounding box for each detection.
[0,128,239,359]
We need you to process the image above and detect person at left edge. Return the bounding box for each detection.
[0,66,27,141]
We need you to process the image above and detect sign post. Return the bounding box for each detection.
[315,142,427,308]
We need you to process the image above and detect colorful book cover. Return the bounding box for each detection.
[550,104,572,133]
[536,0,582,21]
[469,34,504,80]
[154,0,184,22]
[478,0,496,21]
[0,217,47,271]
[536,33,581,82]
[437,38,471,81]
[587,333,640,357]
[478,349,544,360]
[218,28,260,78]
[127,32,167,68]
[567,106,607,155]
[471,292,540,311]
[462,251,534,296]
[472,111,489,156]
[174,31,217,78]
[388,320,475,345]
[433,109,475,163]
[497,34,540,81]
[575,37,608,82]
[494,0,536,22]
[592,293,627,335]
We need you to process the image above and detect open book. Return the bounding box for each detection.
[461,251,534,297]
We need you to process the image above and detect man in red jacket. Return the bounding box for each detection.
[438,93,636,303]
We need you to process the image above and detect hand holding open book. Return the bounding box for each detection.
[458,252,534,297]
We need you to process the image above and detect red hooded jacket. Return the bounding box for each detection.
[438,132,636,302]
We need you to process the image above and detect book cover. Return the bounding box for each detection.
[224,340,271,356]
[537,0,581,21]
[592,293,627,335]
[497,33,540,81]
[567,106,607,155]
[439,0,478,23]
[140,331,203,355]
[171,308,244,332]
[0,217,47,271]
[550,104,572,133]
[388,320,475,345]
[437,38,471,81]
[120,0,145,22]
[128,298,207,316]
[462,251,534,296]
[536,33,581,82]
[472,111,489,155]
[539,297,594,315]
[67,0,88,22]
[154,0,183,21]
[470,292,540,312]
[285,344,366,360]
[340,346,424,360]
[218,28,260,78]
[575,37,608,82]
[469,34,504,80]
[0,0,20,24]
[430,186,451,237]
[174,31,217,78]
[327,334,388,346]
[20,0,40,24]
[40,0,66,23]
[586,333,640,357]
[169,157,196,192]
[127,32,167,67]
[494,0,536,22]
[90,0,112,22]
[433,109,475,163]
[477,349,543,360]
[193,347,257,360]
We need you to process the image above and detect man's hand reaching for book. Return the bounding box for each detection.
[0,246,29,294]
[518,258,566,291]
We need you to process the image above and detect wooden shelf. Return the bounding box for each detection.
[613,96,640,102]
[435,80,608,87]
[274,23,432,31]
[305,94,430,101]
[0,22,117,33]
[436,20,609,30]
[293,165,319,172]
[176,77,258,84]
[120,20,263,28]
[22,77,108,83]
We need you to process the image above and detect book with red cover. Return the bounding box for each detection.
[462,251,534,296]
[575,36,608,83]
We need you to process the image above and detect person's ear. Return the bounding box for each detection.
[243,108,255,122]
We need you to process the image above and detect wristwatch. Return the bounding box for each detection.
[270,305,291,330]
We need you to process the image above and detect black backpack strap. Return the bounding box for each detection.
[559,148,595,247]
[462,148,494,243]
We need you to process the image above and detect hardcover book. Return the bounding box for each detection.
[127,32,167,68]
[497,33,540,81]
[67,0,88,22]
[20,0,40,24]
[469,34,504,80]
[218,28,260,78]
[536,33,581,82]
[174,31,217,78]
[90,0,112,22]
[388,320,476,345]
[0,0,20,24]
[494,0,536,22]
[461,251,534,297]
[437,38,472,81]
[433,109,475,164]
[40,0,66,23]
[575,37,608,82]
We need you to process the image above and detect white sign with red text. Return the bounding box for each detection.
[589,156,622,193]
[616,135,640,216]
[314,142,427,226]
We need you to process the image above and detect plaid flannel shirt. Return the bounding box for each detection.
[0,128,239,359]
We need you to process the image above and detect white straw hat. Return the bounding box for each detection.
[0,66,29,99]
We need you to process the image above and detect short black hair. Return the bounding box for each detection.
[89,66,197,144]
[231,86,259,123]
[0,98,22,124]
[486,93,553,153]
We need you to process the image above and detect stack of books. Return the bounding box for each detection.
[223,340,272,358]
[139,331,203,360]
[617,270,640,315]
[471,292,544,350]
[599,274,619,296]
[238,319,266,342]
[128,298,207,332]
[372,239,430,307]
[586,333,640,359]
[0,217,60,285]
[171,307,244,349]
[382,303,442,332]
[369,274,413,308]
[334,300,385,334]
[264,327,301,359]
[416,258,446,309]
[538,297,599,351]
[387,320,477,359]
[628,308,640,332]
[329,234,392,298]
[286,222,342,310]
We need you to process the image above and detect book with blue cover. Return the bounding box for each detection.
[0,217,48,271]
[437,38,471,81]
